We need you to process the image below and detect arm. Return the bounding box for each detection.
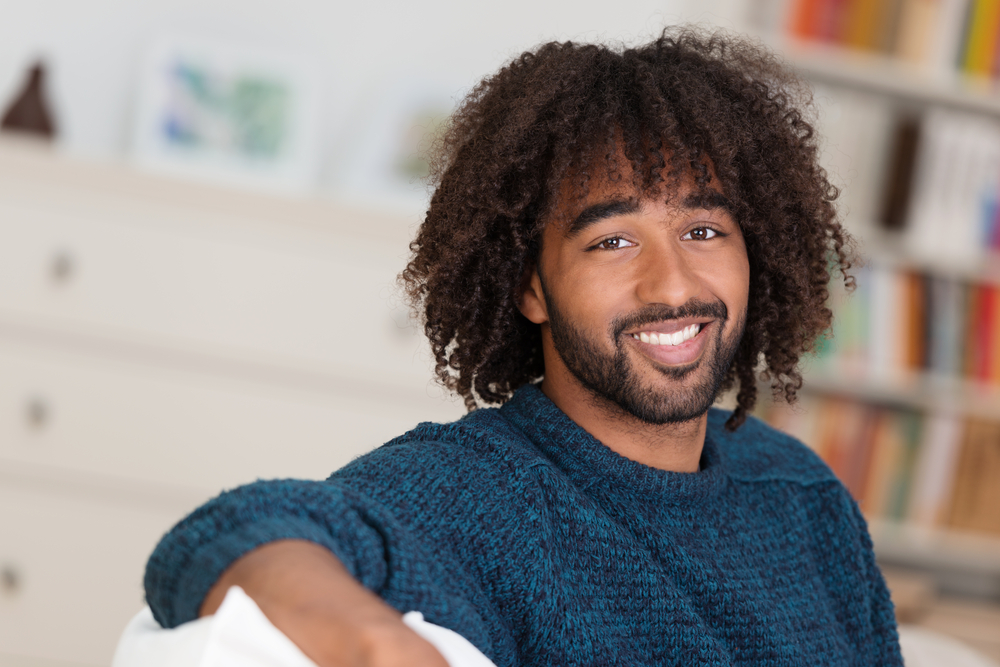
[145,446,507,662]
[200,539,448,667]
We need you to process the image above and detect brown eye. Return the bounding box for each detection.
[593,236,635,250]
[685,227,718,241]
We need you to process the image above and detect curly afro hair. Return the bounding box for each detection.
[401,27,853,430]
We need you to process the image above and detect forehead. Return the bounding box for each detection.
[544,170,733,240]
[544,145,725,227]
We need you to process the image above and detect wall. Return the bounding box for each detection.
[0,0,746,167]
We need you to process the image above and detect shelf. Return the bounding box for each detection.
[849,231,1000,285]
[0,135,417,244]
[869,518,1000,601]
[771,38,1000,117]
[800,370,1000,421]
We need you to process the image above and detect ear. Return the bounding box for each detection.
[517,264,549,325]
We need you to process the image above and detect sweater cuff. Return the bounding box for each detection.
[170,516,354,627]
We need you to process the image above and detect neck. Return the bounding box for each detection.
[539,373,707,473]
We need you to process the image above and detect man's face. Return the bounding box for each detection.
[519,177,750,425]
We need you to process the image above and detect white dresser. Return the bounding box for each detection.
[0,139,465,667]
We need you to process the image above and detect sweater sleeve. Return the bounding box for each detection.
[849,501,905,666]
[143,478,400,628]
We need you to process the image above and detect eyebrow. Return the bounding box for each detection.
[565,199,640,238]
[564,190,734,238]
[682,190,733,212]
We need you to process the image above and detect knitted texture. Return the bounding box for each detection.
[145,385,902,666]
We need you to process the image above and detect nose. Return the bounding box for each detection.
[634,242,702,307]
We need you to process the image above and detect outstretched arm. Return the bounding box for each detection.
[200,539,449,667]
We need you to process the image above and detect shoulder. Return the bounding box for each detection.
[333,405,545,483]
[707,407,838,486]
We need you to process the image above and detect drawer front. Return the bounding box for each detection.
[0,340,465,493]
[0,483,183,666]
[0,197,437,388]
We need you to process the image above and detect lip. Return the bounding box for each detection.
[624,320,714,366]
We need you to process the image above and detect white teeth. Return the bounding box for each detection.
[636,323,702,346]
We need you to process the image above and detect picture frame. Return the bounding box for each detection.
[131,33,322,194]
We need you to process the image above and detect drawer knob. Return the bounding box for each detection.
[50,250,75,283]
[1,565,21,595]
[25,397,50,429]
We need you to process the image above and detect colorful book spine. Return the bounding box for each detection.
[817,265,1000,386]
[791,0,826,39]
[762,397,1000,536]
[961,0,1000,75]
[776,0,1000,80]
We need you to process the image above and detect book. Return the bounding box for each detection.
[946,418,1000,534]
[868,264,905,379]
[992,283,1000,382]
[879,114,921,230]
[895,0,942,64]
[960,0,1000,75]
[887,411,924,519]
[791,0,827,38]
[862,410,907,515]
[964,284,986,379]
[905,109,1000,265]
[926,276,965,377]
[926,0,974,74]
[907,412,964,525]
[976,284,997,382]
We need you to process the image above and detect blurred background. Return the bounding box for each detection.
[0,0,998,665]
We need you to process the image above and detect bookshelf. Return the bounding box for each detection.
[798,372,1000,422]
[778,39,1000,117]
[747,0,1000,605]
[869,519,1000,600]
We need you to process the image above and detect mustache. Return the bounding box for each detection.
[611,299,728,339]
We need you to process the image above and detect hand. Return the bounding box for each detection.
[200,540,450,667]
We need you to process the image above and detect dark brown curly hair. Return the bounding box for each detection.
[401,27,853,430]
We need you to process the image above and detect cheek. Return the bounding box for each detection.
[548,261,630,335]
[707,249,750,314]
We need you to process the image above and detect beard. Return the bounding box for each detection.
[543,287,745,425]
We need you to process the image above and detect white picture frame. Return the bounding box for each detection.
[330,75,467,215]
[131,33,322,195]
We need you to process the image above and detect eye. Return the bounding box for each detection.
[591,236,637,251]
[683,226,720,241]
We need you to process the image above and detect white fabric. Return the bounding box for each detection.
[899,625,999,667]
[401,612,497,667]
[112,585,497,667]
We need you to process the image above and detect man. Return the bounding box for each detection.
[144,29,903,666]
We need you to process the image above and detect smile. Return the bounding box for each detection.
[629,323,703,346]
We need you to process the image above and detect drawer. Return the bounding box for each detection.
[0,196,436,388]
[0,483,184,666]
[0,340,465,493]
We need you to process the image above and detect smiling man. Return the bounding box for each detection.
[520,182,750,472]
[143,29,904,666]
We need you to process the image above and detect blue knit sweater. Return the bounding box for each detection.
[145,384,902,666]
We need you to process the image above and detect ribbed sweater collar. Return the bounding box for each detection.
[499,384,729,506]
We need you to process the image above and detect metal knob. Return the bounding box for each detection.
[49,250,74,283]
[25,397,50,429]
[1,565,21,595]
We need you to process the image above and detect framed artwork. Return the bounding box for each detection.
[131,34,321,194]
[331,76,466,214]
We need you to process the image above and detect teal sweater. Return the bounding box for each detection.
[145,384,902,666]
